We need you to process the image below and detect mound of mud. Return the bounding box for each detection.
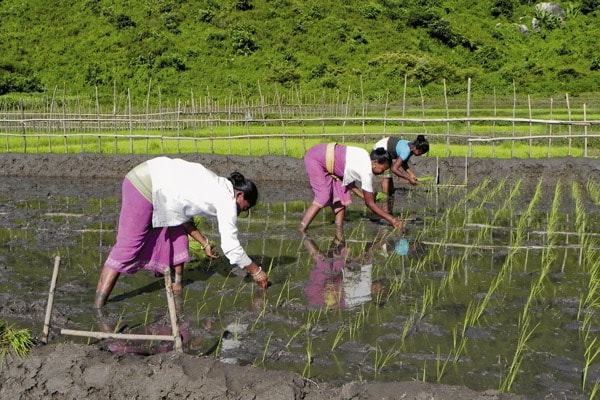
[1,342,523,400]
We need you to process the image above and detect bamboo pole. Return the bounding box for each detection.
[466,77,471,150]
[511,80,516,157]
[42,255,61,344]
[583,103,588,157]
[60,329,177,342]
[444,79,450,157]
[492,87,497,157]
[60,269,183,352]
[164,267,183,352]
[566,93,572,155]
[528,94,532,157]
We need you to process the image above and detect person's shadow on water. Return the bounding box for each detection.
[109,279,164,304]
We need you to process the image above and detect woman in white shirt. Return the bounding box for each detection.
[299,143,403,233]
[93,157,268,308]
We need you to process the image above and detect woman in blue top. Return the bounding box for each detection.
[372,135,429,212]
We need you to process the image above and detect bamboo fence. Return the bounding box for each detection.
[1,79,599,158]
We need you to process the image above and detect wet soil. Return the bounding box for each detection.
[1,153,598,400]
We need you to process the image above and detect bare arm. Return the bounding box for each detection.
[350,183,365,199]
[362,191,403,229]
[243,261,268,289]
[182,221,219,259]
[391,158,417,185]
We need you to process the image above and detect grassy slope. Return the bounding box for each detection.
[1,0,600,104]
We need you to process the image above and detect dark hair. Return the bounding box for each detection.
[228,172,259,207]
[369,147,392,166]
[413,135,429,154]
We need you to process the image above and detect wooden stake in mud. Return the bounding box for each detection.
[42,255,61,344]
[164,267,183,352]
[54,264,182,352]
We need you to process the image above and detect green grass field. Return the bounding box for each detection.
[2,126,596,159]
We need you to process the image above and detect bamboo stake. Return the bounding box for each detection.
[60,329,176,342]
[566,93,572,155]
[42,255,61,344]
[60,269,183,351]
[435,156,440,185]
[164,267,183,352]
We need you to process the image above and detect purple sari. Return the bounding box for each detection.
[104,178,189,274]
[304,143,352,213]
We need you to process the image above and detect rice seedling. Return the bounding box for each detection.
[587,179,600,206]
[467,263,507,327]
[202,282,211,301]
[589,378,600,400]
[216,292,227,316]
[497,179,523,216]
[499,313,539,392]
[143,303,151,325]
[251,291,269,330]
[114,308,126,333]
[195,302,207,322]
[435,344,454,382]
[374,343,399,377]
[582,336,600,391]
[274,277,292,306]
[233,284,246,305]
[0,321,33,363]
[450,325,469,365]
[545,180,562,243]
[579,310,596,343]
[348,316,359,341]
[477,179,506,210]
[399,310,418,348]
[302,336,313,378]
[331,324,346,351]
[285,310,322,348]
[285,324,307,349]
[513,179,543,246]
[419,283,435,319]
[257,332,274,367]
[463,180,491,209]
[572,182,586,239]
[581,255,600,312]
[421,360,428,382]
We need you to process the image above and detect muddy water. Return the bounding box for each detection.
[1,176,599,399]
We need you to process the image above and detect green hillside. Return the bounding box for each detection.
[1,0,599,104]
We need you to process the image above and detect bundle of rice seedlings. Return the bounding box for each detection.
[0,321,33,364]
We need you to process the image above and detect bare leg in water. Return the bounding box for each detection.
[299,203,323,233]
[380,177,394,213]
[300,203,346,233]
[172,264,183,292]
[94,264,183,308]
[94,267,120,308]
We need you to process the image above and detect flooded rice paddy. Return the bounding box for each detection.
[1,175,600,399]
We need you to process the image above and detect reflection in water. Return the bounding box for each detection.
[218,322,248,365]
[304,227,427,310]
[94,292,191,355]
[303,229,373,310]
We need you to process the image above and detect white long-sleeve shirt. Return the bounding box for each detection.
[147,157,253,269]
